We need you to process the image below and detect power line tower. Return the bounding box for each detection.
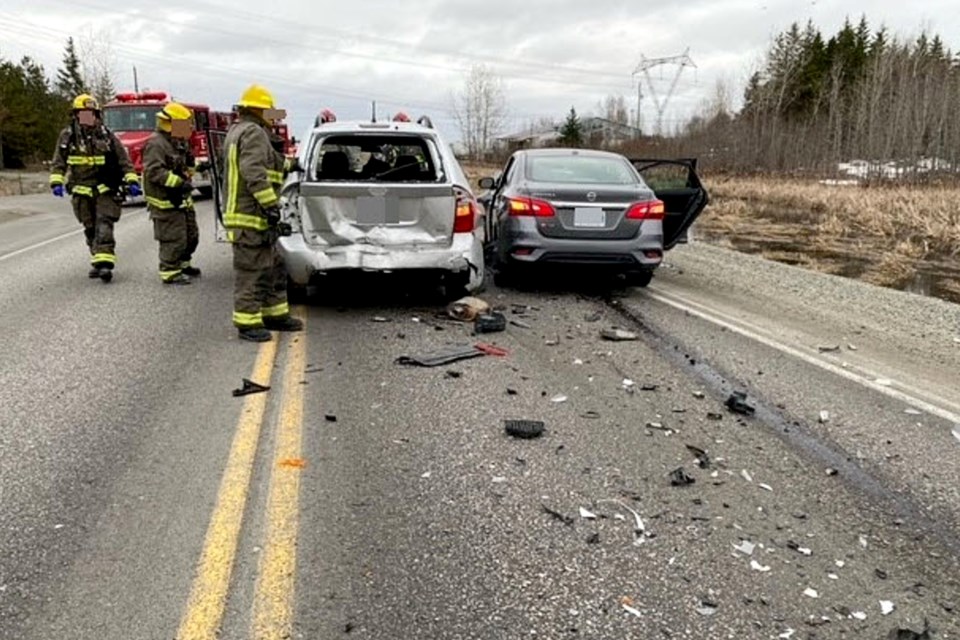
[632,48,697,135]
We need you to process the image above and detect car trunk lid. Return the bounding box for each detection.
[525,182,653,240]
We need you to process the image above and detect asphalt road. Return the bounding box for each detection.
[0,194,958,639]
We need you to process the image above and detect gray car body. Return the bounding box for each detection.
[482,148,705,275]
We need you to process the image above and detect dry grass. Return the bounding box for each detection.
[699,176,960,300]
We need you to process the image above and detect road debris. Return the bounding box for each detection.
[504,420,545,440]
[787,540,812,556]
[622,378,636,391]
[693,391,706,399]
[579,507,598,520]
[370,316,390,323]
[851,611,867,620]
[421,471,432,479]
[733,540,756,556]
[474,312,506,334]
[599,499,646,545]
[669,467,696,486]
[551,394,568,403]
[586,532,601,544]
[396,344,487,367]
[581,411,601,419]
[509,319,532,329]
[751,560,771,572]
[447,296,490,321]
[621,603,643,619]
[759,483,773,492]
[803,588,819,599]
[686,445,711,469]
[880,600,895,615]
[818,344,841,353]
[279,458,306,469]
[875,568,888,580]
[725,391,756,416]
[779,630,796,639]
[324,414,337,422]
[741,469,754,483]
[888,621,933,639]
[600,327,638,341]
[445,370,462,379]
[819,410,830,424]
[541,504,574,526]
[706,412,724,420]
[474,343,509,357]
[696,599,718,616]
[232,378,270,397]
[641,383,658,391]
[904,408,922,416]
[951,427,960,444]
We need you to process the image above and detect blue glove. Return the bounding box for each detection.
[127,183,142,197]
[52,185,65,198]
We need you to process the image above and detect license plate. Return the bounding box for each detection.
[573,207,605,228]
[356,196,400,224]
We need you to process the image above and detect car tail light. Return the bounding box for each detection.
[507,196,555,217]
[625,199,665,220]
[454,188,476,233]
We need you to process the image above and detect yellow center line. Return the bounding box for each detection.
[252,310,308,639]
[176,338,279,640]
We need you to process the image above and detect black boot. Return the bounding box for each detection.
[181,266,202,277]
[263,315,304,332]
[88,267,101,278]
[163,273,192,286]
[98,268,113,283]
[238,327,272,342]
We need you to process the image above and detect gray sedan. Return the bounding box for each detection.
[479,149,708,287]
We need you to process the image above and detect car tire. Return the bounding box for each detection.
[287,276,309,303]
[625,270,654,288]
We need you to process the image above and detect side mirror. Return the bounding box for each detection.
[478,176,496,189]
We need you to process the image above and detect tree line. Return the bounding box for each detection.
[669,18,960,178]
[1,36,115,169]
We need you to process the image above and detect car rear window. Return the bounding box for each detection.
[312,134,440,182]
[526,155,638,185]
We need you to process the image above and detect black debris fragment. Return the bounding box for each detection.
[707,412,724,421]
[875,568,889,580]
[396,344,486,367]
[505,419,546,440]
[581,411,601,420]
[641,384,658,392]
[586,532,601,544]
[669,467,696,487]
[542,504,575,526]
[686,445,712,469]
[888,621,933,639]
[445,370,463,379]
[232,378,270,397]
[725,391,756,416]
[325,414,337,423]
[475,312,507,334]
[506,388,518,396]
[600,327,638,341]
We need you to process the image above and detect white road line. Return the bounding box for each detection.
[0,209,145,263]
[645,286,960,425]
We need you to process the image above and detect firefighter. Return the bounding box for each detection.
[222,84,303,342]
[142,102,201,285]
[50,94,141,282]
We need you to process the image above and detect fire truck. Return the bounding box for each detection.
[102,91,231,200]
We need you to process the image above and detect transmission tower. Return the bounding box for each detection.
[633,48,697,135]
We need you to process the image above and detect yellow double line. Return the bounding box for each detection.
[177,315,308,640]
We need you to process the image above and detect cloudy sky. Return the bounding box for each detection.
[1,0,958,142]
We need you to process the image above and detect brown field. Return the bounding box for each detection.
[462,163,960,303]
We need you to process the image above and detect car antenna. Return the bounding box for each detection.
[371,100,377,123]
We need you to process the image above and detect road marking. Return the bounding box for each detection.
[0,209,145,263]
[177,338,279,640]
[646,286,960,425]
[252,311,308,639]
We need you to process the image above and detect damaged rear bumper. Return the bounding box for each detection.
[278,232,485,290]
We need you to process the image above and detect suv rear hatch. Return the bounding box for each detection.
[630,158,709,249]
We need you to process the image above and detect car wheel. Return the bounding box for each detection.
[625,270,654,288]
[287,276,309,303]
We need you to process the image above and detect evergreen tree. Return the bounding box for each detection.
[559,107,583,147]
[56,37,85,98]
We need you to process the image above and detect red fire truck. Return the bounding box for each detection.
[102,91,231,199]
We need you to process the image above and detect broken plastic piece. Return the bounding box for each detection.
[279,458,306,469]
[952,428,960,444]
[232,378,271,397]
[726,391,755,416]
[579,507,597,520]
[696,600,718,616]
[787,541,812,556]
[447,296,490,321]
[880,600,895,615]
[733,540,756,556]
[542,504,574,526]
[669,467,696,487]
[504,420,545,440]
[804,588,819,599]
[510,319,532,329]
[818,345,841,353]
[779,630,796,639]
[551,394,568,403]
[851,611,866,620]
[601,328,638,341]
[396,344,486,367]
[686,445,711,469]
[751,560,771,572]
[474,312,507,334]
[759,483,773,492]
[474,342,508,357]
[622,603,643,619]
[741,469,754,483]
[819,410,830,424]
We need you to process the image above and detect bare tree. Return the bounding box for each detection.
[78,27,118,105]
[452,64,508,161]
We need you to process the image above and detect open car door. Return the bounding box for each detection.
[630,158,708,250]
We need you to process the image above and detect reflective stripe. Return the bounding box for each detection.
[165,172,182,188]
[97,184,112,194]
[266,169,284,184]
[146,196,175,209]
[91,253,116,266]
[261,302,289,318]
[124,173,140,184]
[160,269,182,281]
[283,158,296,172]
[226,230,237,243]
[67,155,106,166]
[252,186,278,207]
[72,186,95,197]
[233,311,264,327]
[180,261,192,269]
[226,143,240,218]
[50,173,65,185]
[223,212,269,231]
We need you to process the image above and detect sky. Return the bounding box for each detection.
[1,0,958,143]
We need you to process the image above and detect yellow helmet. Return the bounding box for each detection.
[236,84,275,110]
[72,93,100,111]
[159,102,192,121]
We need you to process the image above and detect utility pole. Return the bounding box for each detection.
[133,65,140,93]
[632,48,697,135]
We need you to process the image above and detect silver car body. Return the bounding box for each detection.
[278,121,485,291]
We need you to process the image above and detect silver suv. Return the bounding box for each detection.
[277,118,485,296]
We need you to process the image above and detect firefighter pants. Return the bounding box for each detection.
[231,228,289,329]
[151,207,199,281]
[73,194,121,269]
